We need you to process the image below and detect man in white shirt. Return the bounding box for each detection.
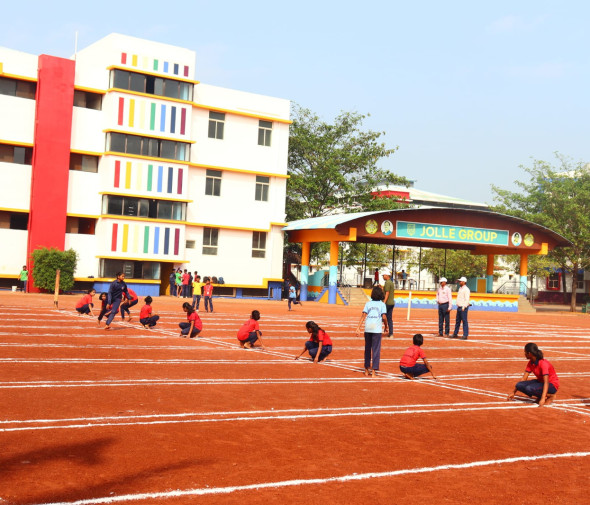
[452,276,470,339]
[435,277,452,336]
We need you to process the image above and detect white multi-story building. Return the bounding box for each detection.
[0,33,289,296]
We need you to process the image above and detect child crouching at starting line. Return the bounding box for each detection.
[75,289,96,316]
[237,310,265,349]
[179,302,202,338]
[295,321,332,362]
[139,296,160,329]
[399,333,437,380]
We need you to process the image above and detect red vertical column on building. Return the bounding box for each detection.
[26,55,75,292]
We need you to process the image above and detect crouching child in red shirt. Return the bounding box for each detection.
[295,321,333,363]
[76,289,96,316]
[237,310,265,349]
[179,302,202,338]
[139,296,160,329]
[399,333,437,380]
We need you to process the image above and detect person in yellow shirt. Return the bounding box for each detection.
[191,275,204,311]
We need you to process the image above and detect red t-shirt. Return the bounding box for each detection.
[237,319,259,341]
[309,329,332,346]
[76,294,93,308]
[526,359,559,390]
[187,311,203,330]
[400,345,426,367]
[125,289,138,302]
[182,273,190,285]
[140,304,152,319]
[203,284,213,296]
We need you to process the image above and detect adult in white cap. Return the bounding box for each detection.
[452,276,470,339]
[435,277,452,337]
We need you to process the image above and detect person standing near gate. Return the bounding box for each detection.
[382,272,395,338]
[451,276,470,339]
[436,277,452,337]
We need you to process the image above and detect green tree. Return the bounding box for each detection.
[30,247,78,292]
[287,104,409,221]
[492,154,590,311]
[502,254,557,303]
[407,249,488,284]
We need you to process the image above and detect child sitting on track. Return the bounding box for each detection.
[237,310,265,349]
[139,296,160,329]
[399,333,437,380]
[507,342,559,407]
[75,289,96,316]
[179,302,202,338]
[295,321,332,363]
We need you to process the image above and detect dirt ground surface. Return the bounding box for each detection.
[1,291,589,505]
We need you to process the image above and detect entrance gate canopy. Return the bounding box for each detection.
[284,207,571,255]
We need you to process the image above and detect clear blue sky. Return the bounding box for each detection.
[2,1,589,204]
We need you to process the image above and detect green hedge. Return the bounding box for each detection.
[30,247,78,292]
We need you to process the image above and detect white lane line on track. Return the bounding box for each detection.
[22,451,590,505]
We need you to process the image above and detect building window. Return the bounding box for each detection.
[100,259,160,280]
[102,195,186,221]
[66,217,96,235]
[577,272,584,290]
[69,153,99,173]
[0,77,36,100]
[255,175,270,202]
[0,144,33,165]
[203,227,219,255]
[186,240,195,249]
[73,90,102,110]
[208,111,225,139]
[110,69,193,101]
[205,169,222,196]
[258,120,272,146]
[547,272,560,291]
[252,231,266,258]
[0,211,28,230]
[107,133,190,162]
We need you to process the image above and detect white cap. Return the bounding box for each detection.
[458,276,467,282]
[439,277,447,283]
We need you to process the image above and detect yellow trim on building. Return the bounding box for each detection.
[106,65,200,85]
[187,162,289,179]
[67,213,100,219]
[109,87,194,106]
[103,151,190,165]
[0,274,19,279]
[99,192,192,203]
[97,255,185,263]
[74,85,107,95]
[101,214,189,225]
[0,207,29,213]
[0,139,34,148]
[185,222,277,233]
[0,70,37,83]
[71,149,103,157]
[192,103,292,124]
[104,129,196,144]
[80,277,162,284]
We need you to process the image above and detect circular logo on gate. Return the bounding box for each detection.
[524,233,534,247]
[365,219,378,234]
[381,220,393,236]
[511,232,522,246]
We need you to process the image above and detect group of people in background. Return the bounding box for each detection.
[169,270,215,312]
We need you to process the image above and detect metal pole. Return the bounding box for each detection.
[391,245,395,276]
[363,243,368,286]
[418,247,422,290]
[444,249,447,278]
[339,243,343,283]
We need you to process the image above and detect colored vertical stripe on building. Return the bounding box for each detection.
[128,99,135,127]
[150,103,156,131]
[143,226,150,254]
[132,54,138,67]
[160,105,166,132]
[133,224,139,253]
[153,227,160,254]
[122,224,129,252]
[153,59,159,71]
[117,97,124,126]
[180,108,186,135]
[139,101,146,129]
[157,166,163,192]
[114,160,121,188]
[136,163,142,191]
[174,228,180,255]
[142,56,148,69]
[164,228,170,255]
[111,223,118,252]
[125,162,132,190]
[167,167,173,193]
[163,61,169,73]
[170,106,176,134]
[177,168,183,194]
[147,165,153,191]
[173,63,179,75]
[121,53,127,65]
[184,65,189,77]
